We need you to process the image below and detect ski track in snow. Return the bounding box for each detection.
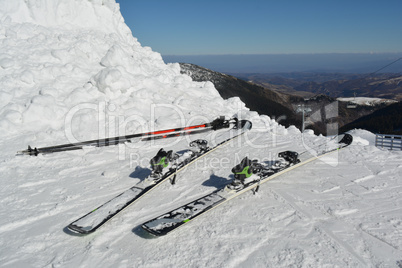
[269,146,402,267]
[272,189,368,267]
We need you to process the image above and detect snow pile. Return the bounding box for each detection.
[0,0,257,148]
[0,0,131,41]
[348,129,376,145]
[337,97,397,106]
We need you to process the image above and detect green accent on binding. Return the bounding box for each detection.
[152,156,168,168]
[235,166,253,178]
[183,219,190,223]
[161,157,168,168]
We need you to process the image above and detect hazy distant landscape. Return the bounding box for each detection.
[234,72,402,100]
[166,52,402,136]
[178,62,402,135]
[164,53,402,73]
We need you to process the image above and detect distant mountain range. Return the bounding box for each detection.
[233,73,402,100]
[179,63,302,129]
[165,53,402,73]
[180,63,402,135]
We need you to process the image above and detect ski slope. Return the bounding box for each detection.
[0,1,401,267]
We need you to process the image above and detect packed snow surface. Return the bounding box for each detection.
[1,1,402,267]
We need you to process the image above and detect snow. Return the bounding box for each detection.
[1,0,402,267]
[337,97,397,106]
[348,129,376,146]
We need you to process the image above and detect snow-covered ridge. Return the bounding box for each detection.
[0,0,255,144]
[337,97,397,106]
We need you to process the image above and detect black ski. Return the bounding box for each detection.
[141,134,353,236]
[67,119,252,234]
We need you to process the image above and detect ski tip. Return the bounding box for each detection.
[236,119,252,131]
[66,224,94,235]
[339,133,353,146]
[64,227,88,236]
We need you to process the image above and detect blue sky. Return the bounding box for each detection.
[116,0,402,55]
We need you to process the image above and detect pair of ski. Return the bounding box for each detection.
[141,133,353,236]
[67,119,252,234]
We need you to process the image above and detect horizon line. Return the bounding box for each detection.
[163,52,402,57]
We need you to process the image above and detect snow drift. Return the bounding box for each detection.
[0,0,256,146]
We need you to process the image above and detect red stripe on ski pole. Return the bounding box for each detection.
[143,124,207,136]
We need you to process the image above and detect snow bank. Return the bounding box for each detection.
[0,0,263,145]
[0,0,131,42]
[348,129,376,146]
